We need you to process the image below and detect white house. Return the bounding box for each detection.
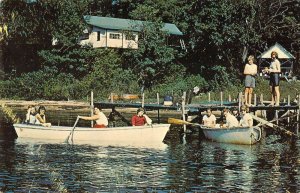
[78,15,183,49]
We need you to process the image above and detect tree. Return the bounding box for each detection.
[120,3,184,91]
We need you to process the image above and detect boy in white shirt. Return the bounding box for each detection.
[202,108,216,127]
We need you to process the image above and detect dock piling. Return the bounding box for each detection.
[91,91,94,127]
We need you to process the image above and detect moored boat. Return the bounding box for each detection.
[13,123,170,149]
[201,125,262,145]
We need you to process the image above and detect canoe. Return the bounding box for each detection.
[13,123,170,149]
[201,125,262,145]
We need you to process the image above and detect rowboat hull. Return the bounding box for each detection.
[13,124,170,149]
[201,126,262,145]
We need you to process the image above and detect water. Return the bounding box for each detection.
[1,109,300,192]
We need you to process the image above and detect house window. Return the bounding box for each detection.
[80,33,89,40]
[125,34,136,41]
[109,33,120,39]
[97,31,100,41]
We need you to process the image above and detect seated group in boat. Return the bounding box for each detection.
[222,106,253,128]
[25,105,51,127]
[131,107,152,126]
[78,107,108,128]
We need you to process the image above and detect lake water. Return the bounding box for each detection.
[0,108,300,192]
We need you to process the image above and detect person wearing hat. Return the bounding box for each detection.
[131,107,152,126]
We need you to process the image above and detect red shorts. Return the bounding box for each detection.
[93,124,106,128]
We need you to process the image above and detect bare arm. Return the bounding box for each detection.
[79,114,99,121]
[36,114,46,123]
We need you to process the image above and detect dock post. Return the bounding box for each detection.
[228,94,231,102]
[208,92,211,102]
[220,92,223,106]
[275,110,278,125]
[182,92,187,133]
[238,92,242,110]
[157,93,160,123]
[254,94,257,106]
[110,93,114,103]
[91,91,94,127]
[142,93,145,108]
[288,95,291,124]
[296,94,300,135]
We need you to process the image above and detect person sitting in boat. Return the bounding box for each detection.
[202,108,216,127]
[239,106,253,127]
[25,105,37,124]
[131,107,152,126]
[35,106,51,127]
[78,107,108,128]
[232,107,241,121]
[222,108,239,128]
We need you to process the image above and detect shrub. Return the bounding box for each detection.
[0,67,78,100]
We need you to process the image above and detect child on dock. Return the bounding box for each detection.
[263,51,281,106]
[243,55,257,107]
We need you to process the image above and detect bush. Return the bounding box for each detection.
[149,74,209,97]
[0,67,78,100]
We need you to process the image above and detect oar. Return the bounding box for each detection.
[64,116,80,144]
[168,118,201,126]
[251,114,298,138]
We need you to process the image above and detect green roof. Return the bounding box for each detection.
[83,15,183,36]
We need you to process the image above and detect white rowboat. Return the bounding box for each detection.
[13,123,170,149]
[201,125,262,145]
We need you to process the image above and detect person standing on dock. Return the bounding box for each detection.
[78,107,108,128]
[263,51,281,106]
[239,106,253,127]
[202,108,216,127]
[243,55,257,107]
[222,108,239,128]
[131,107,152,126]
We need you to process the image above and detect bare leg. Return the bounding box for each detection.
[245,88,249,105]
[275,86,280,106]
[248,88,253,106]
[270,86,275,105]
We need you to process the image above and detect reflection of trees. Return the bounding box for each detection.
[252,138,299,192]
[165,138,258,192]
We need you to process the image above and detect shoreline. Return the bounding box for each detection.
[0,99,182,116]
